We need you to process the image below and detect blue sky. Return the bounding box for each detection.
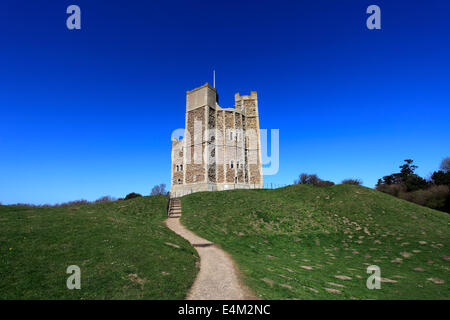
[1,0,449,204]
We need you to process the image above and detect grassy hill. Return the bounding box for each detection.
[181,184,450,299]
[0,196,198,299]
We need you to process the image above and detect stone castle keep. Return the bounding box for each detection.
[170,83,263,198]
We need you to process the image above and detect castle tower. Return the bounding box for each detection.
[170,83,263,198]
[235,92,263,187]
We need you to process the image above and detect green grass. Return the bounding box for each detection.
[0,196,199,299]
[181,184,450,299]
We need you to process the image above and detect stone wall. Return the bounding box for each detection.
[216,110,225,183]
[207,107,216,183]
[171,139,184,185]
[185,106,205,184]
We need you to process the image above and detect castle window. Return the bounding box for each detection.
[177,178,181,184]
[235,177,237,183]
[230,131,233,141]
[180,164,183,171]
[176,165,179,172]
[236,161,239,168]
[230,160,234,169]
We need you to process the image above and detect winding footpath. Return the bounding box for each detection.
[165,199,256,300]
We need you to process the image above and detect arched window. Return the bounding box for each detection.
[176,165,179,171]
[234,177,238,183]
[236,161,239,168]
[177,178,181,184]
[230,160,234,169]
[180,164,183,171]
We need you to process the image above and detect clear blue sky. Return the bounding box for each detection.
[1,0,449,204]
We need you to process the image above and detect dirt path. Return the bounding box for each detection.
[165,211,256,300]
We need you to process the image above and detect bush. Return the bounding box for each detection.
[399,185,449,211]
[376,183,406,197]
[124,193,142,200]
[341,179,362,185]
[316,180,335,187]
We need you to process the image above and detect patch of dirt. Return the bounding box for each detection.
[300,266,313,270]
[335,275,352,280]
[380,277,397,283]
[128,273,146,289]
[279,283,293,290]
[261,278,274,286]
[328,282,345,288]
[324,288,342,294]
[400,252,412,258]
[164,242,180,249]
[427,278,445,284]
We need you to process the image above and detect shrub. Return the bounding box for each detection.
[399,185,449,211]
[124,193,142,200]
[376,183,406,197]
[341,179,362,185]
[316,180,335,187]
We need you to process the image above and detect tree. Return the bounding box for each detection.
[399,159,418,181]
[295,173,309,185]
[377,159,423,190]
[151,184,167,196]
[440,157,450,173]
[431,170,450,187]
[294,173,320,186]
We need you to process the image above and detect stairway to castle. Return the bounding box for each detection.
[168,198,182,217]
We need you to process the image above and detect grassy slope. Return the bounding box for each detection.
[181,184,450,299]
[0,196,199,299]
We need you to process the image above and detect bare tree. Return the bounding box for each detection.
[440,157,450,173]
[151,184,167,196]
